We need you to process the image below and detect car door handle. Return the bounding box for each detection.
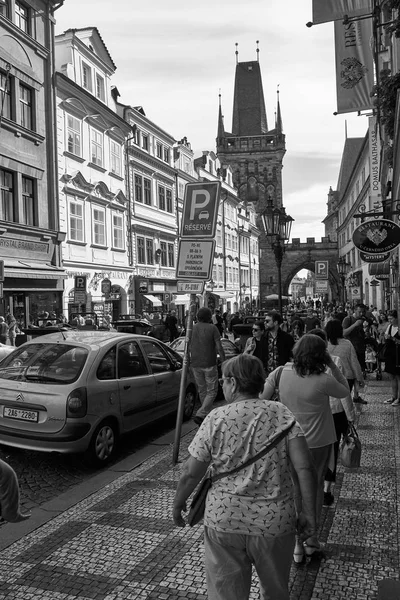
[124,385,131,390]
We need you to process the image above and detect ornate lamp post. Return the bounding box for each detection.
[337,257,350,305]
[241,282,248,311]
[261,199,294,314]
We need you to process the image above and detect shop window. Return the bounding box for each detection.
[19,83,33,130]
[22,176,35,225]
[91,129,103,166]
[134,175,143,202]
[168,243,174,267]
[166,189,173,213]
[0,168,14,222]
[160,241,167,266]
[137,236,145,263]
[112,213,124,249]
[93,208,105,245]
[110,140,121,176]
[67,114,81,156]
[158,186,165,211]
[143,178,151,205]
[69,200,84,242]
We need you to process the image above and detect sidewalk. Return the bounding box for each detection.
[0,377,399,600]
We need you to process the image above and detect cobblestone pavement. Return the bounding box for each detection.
[0,377,399,599]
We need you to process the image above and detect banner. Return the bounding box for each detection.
[335,18,374,114]
[312,0,372,25]
[369,116,381,208]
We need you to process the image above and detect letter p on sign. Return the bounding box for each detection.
[315,261,328,279]
[189,190,211,220]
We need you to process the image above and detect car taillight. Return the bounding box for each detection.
[67,387,87,418]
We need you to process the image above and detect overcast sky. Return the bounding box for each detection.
[55,0,368,244]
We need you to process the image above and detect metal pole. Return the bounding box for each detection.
[172,294,196,465]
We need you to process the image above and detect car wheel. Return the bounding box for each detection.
[85,420,118,467]
[183,387,196,421]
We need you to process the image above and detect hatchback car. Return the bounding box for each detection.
[0,332,197,466]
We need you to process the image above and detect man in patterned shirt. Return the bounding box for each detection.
[263,312,295,374]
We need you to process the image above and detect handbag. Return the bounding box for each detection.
[271,365,284,402]
[341,423,362,468]
[186,421,296,526]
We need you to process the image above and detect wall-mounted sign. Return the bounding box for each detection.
[353,219,400,254]
[138,280,148,293]
[360,251,391,263]
[177,281,205,293]
[315,261,329,280]
[315,280,329,293]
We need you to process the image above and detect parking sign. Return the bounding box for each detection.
[315,261,329,280]
[180,182,221,238]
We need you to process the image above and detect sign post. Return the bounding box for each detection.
[173,182,221,465]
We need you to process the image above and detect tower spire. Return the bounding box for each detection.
[217,90,225,139]
[256,40,259,62]
[235,42,238,65]
[276,85,283,133]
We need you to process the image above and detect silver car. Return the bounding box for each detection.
[0,332,197,466]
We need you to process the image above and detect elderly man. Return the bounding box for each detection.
[191,307,226,426]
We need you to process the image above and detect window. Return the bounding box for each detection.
[112,214,124,249]
[82,63,92,92]
[97,348,116,380]
[163,148,169,163]
[118,342,147,378]
[144,178,151,205]
[19,84,32,130]
[156,142,162,159]
[69,200,84,242]
[110,140,121,176]
[91,129,103,166]
[0,0,9,18]
[134,175,142,203]
[93,208,105,245]
[142,135,148,151]
[95,74,105,101]
[168,243,174,267]
[137,237,145,263]
[146,238,154,264]
[134,128,140,145]
[0,169,14,222]
[160,241,167,266]
[67,115,81,156]
[0,70,11,120]
[15,1,30,34]
[166,189,173,213]
[158,186,165,211]
[22,176,34,225]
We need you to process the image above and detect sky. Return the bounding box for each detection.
[54,0,369,244]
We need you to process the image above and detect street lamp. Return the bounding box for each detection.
[241,282,247,311]
[337,257,350,305]
[261,199,294,314]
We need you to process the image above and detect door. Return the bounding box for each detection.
[139,339,181,413]
[116,340,157,432]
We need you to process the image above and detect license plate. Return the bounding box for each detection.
[3,407,39,422]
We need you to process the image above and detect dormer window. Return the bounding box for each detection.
[82,63,92,92]
[96,74,105,101]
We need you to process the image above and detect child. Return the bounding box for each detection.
[365,343,377,373]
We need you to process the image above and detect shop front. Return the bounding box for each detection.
[134,266,177,323]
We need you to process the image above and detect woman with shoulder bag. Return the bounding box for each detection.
[382,310,400,405]
[173,354,317,600]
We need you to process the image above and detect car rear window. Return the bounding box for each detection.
[0,343,88,383]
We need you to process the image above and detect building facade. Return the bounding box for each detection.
[55,27,132,325]
[0,0,66,330]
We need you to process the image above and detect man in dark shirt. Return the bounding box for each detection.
[191,307,226,425]
[304,307,321,333]
[263,312,295,374]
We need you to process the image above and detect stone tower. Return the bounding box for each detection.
[216,58,287,305]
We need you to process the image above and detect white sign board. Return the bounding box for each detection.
[176,240,215,280]
[74,291,87,304]
[315,280,329,293]
[181,182,221,238]
[351,287,361,299]
[315,261,329,279]
[177,281,205,293]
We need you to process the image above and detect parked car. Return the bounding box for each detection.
[0,332,197,466]
[0,344,16,363]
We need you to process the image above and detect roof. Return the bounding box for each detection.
[24,331,150,348]
[61,27,117,71]
[336,137,365,198]
[232,61,268,136]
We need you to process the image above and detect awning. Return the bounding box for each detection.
[214,291,235,298]
[368,261,390,279]
[174,294,191,304]
[143,294,162,307]
[5,259,67,279]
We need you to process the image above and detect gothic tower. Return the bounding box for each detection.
[216,56,287,306]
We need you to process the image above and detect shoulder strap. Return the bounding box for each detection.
[211,421,296,483]
[275,365,284,388]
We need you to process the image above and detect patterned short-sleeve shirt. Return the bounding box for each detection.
[189,400,304,537]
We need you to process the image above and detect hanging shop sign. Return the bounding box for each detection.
[360,251,391,263]
[101,278,112,295]
[351,287,361,299]
[352,219,400,254]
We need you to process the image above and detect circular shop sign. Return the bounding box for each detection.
[353,219,400,254]
[360,251,391,263]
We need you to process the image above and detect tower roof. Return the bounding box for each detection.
[232,61,268,136]
[217,95,225,139]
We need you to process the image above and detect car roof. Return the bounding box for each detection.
[21,331,156,350]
